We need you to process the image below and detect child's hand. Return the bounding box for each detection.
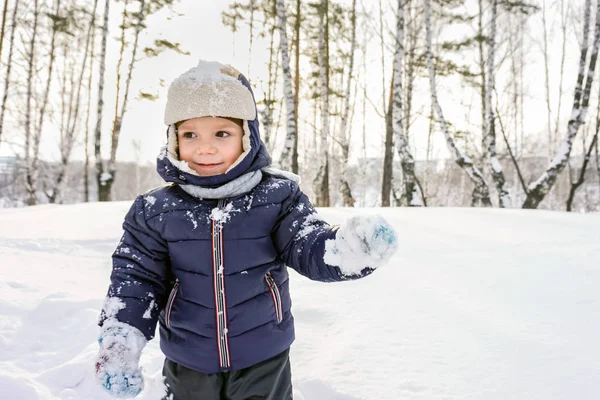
[326,215,398,276]
[94,323,147,398]
[340,215,397,261]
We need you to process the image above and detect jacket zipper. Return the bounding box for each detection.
[212,199,231,370]
[265,273,283,324]
[166,278,179,329]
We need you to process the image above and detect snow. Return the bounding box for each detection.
[209,202,235,224]
[1,203,600,399]
[99,173,113,186]
[175,60,238,87]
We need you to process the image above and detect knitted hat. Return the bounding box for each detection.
[163,60,257,175]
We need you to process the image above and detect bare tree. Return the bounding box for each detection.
[313,0,330,207]
[292,0,301,174]
[48,0,98,203]
[486,0,510,207]
[478,0,488,168]
[566,118,599,211]
[276,0,297,172]
[24,0,40,205]
[523,0,600,209]
[84,9,97,202]
[424,0,491,207]
[336,0,357,207]
[380,0,394,206]
[26,0,64,205]
[0,0,8,61]
[94,0,109,203]
[99,0,146,201]
[541,0,553,157]
[393,0,420,206]
[0,0,18,144]
[554,0,568,140]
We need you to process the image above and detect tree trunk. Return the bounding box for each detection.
[313,0,329,207]
[30,0,61,204]
[380,0,392,207]
[24,0,40,206]
[262,0,278,153]
[292,0,301,174]
[0,0,18,144]
[95,0,110,202]
[102,0,146,201]
[393,0,420,207]
[554,0,568,140]
[404,0,418,144]
[523,0,600,209]
[99,0,128,201]
[276,0,297,173]
[381,76,394,207]
[338,0,356,207]
[0,0,8,62]
[566,122,598,211]
[424,0,491,207]
[541,0,553,157]
[486,0,510,207]
[478,0,487,170]
[84,9,97,203]
[248,0,256,76]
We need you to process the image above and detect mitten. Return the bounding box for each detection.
[325,214,398,276]
[95,321,147,398]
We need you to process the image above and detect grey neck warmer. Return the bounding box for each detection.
[177,167,299,200]
[178,170,263,200]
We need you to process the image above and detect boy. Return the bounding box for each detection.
[95,60,397,400]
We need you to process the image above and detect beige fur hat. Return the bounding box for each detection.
[164,60,256,125]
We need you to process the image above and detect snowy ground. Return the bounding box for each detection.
[0,202,599,400]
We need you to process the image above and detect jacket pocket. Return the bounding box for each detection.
[166,278,180,329]
[265,273,283,324]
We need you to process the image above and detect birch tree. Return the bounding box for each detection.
[523,0,600,209]
[393,0,420,206]
[486,0,510,207]
[0,0,8,61]
[276,0,297,172]
[337,0,356,207]
[0,0,18,144]
[27,0,64,204]
[94,0,109,202]
[84,12,97,202]
[313,0,330,207]
[24,0,40,205]
[292,0,301,174]
[566,115,599,211]
[424,0,491,207]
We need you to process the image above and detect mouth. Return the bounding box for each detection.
[193,162,223,170]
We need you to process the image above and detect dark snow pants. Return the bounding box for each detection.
[162,349,293,400]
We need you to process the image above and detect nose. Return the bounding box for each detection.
[195,138,217,155]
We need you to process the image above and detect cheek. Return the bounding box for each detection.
[177,141,193,161]
[223,140,243,159]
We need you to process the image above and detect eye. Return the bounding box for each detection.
[180,131,196,139]
[216,131,231,138]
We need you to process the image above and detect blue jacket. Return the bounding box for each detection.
[99,72,372,374]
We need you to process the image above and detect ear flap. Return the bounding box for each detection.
[225,119,252,173]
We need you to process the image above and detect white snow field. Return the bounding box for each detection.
[0,202,599,400]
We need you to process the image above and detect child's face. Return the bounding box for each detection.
[177,117,244,176]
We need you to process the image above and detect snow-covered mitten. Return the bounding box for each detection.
[325,215,398,276]
[95,321,147,398]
